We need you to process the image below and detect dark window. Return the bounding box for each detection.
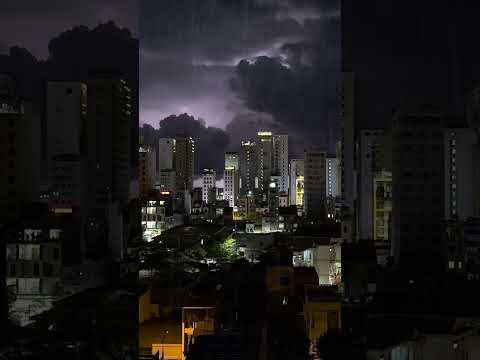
[43,262,53,276]
[8,176,14,184]
[280,276,291,286]
[66,88,73,94]
[53,248,60,260]
[33,263,40,276]
[9,264,16,276]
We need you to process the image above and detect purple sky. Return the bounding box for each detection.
[140,0,338,130]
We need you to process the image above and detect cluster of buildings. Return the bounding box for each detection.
[340,73,480,276]
[138,130,343,241]
[137,73,480,360]
[1,75,139,328]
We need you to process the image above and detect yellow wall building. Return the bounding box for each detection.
[302,286,341,348]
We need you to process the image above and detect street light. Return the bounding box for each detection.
[161,330,169,360]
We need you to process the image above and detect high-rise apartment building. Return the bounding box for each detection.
[256,132,273,194]
[158,138,175,173]
[50,154,85,213]
[444,128,478,220]
[341,73,356,216]
[0,88,41,223]
[202,168,216,204]
[85,79,132,208]
[224,167,238,207]
[139,145,156,197]
[326,156,340,218]
[392,110,445,271]
[358,130,392,239]
[224,152,239,207]
[373,171,392,242]
[289,159,305,207]
[239,140,256,195]
[174,136,195,198]
[46,82,87,185]
[158,169,176,193]
[273,135,289,194]
[304,151,327,220]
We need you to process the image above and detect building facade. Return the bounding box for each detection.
[290,159,305,207]
[239,140,257,195]
[392,111,445,271]
[6,227,63,326]
[202,168,216,204]
[139,145,156,197]
[304,151,327,221]
[444,128,477,220]
[256,132,273,194]
[273,134,289,194]
[174,136,195,205]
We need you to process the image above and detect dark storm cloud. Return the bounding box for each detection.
[140,114,230,175]
[140,0,339,131]
[141,0,340,166]
[229,12,341,153]
[0,0,137,59]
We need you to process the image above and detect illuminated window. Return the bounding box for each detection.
[448,261,455,269]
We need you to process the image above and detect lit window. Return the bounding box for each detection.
[448,261,455,269]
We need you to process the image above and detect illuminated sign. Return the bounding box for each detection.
[54,208,73,214]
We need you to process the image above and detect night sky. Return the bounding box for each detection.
[140,0,341,161]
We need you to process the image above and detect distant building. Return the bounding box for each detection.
[373,171,392,243]
[392,110,445,271]
[139,145,156,197]
[224,167,238,207]
[239,140,257,195]
[340,72,356,217]
[85,78,132,208]
[46,82,86,185]
[256,132,273,194]
[444,128,477,220]
[358,130,392,239]
[141,193,174,242]
[158,168,176,193]
[50,154,85,212]
[202,168,216,204]
[289,159,304,207]
[174,136,195,208]
[326,155,340,218]
[273,134,289,193]
[304,151,327,221]
[0,97,41,223]
[158,138,175,172]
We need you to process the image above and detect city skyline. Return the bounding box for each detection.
[3,1,480,359]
